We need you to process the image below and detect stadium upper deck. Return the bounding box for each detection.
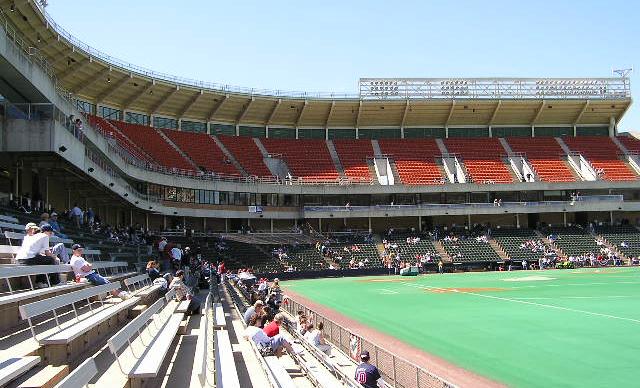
[0,2,631,133]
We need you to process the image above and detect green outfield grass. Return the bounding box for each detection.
[283,268,640,387]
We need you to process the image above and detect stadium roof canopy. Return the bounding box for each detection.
[0,1,632,129]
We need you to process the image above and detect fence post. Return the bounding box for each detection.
[392,355,397,387]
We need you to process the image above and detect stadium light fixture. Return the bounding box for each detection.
[124,193,128,197]
[107,77,111,83]
[10,3,15,12]
[58,145,67,152]
[87,167,94,173]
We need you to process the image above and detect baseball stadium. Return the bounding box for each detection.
[0,1,638,387]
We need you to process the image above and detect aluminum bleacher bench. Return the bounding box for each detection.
[0,356,41,387]
[176,300,191,313]
[54,357,97,388]
[19,282,140,364]
[106,288,184,386]
[0,221,25,232]
[123,273,161,298]
[0,264,81,305]
[213,302,225,328]
[195,293,212,386]
[215,330,241,388]
[264,356,296,388]
[0,214,20,224]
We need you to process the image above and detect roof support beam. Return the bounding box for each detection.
[530,100,546,125]
[122,80,155,110]
[573,100,590,125]
[149,86,179,115]
[177,89,204,118]
[236,97,255,124]
[57,57,92,82]
[445,100,456,126]
[95,73,132,104]
[616,101,632,125]
[355,100,363,127]
[400,100,410,128]
[295,101,308,127]
[266,99,281,126]
[325,101,336,128]
[488,100,502,126]
[72,66,111,95]
[206,95,229,122]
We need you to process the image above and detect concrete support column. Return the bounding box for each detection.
[610,211,614,224]
[235,124,240,136]
[325,128,329,140]
[67,189,71,210]
[163,215,167,230]
[145,213,149,231]
[573,125,577,137]
[14,165,19,198]
[318,218,322,232]
[355,127,359,139]
[488,126,492,137]
[400,127,405,139]
[294,219,298,228]
[271,219,274,233]
[516,214,520,228]
[295,127,299,139]
[265,126,269,138]
[609,116,616,136]
[532,126,535,137]
[368,217,372,233]
[45,176,49,209]
[130,209,133,227]
[467,214,472,227]
[445,126,449,138]
[225,218,229,233]
[203,218,207,232]
[563,212,567,226]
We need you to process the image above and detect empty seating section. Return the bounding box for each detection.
[261,138,339,180]
[441,239,502,262]
[332,139,374,180]
[444,138,513,183]
[597,225,640,258]
[378,139,443,185]
[87,115,153,163]
[545,226,599,256]
[492,228,546,261]
[218,135,273,177]
[219,241,285,273]
[506,137,576,182]
[563,136,637,181]
[617,136,640,153]
[162,129,241,175]
[109,120,194,171]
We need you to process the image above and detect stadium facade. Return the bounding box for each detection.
[0,1,638,234]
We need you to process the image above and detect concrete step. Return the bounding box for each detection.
[489,239,510,260]
[154,128,200,171]
[211,135,248,176]
[434,241,452,263]
[325,140,346,178]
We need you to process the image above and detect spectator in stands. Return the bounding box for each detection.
[47,212,68,239]
[147,260,161,281]
[263,312,285,337]
[355,350,383,388]
[69,244,130,299]
[86,208,95,228]
[304,321,331,355]
[16,223,61,287]
[244,300,265,323]
[70,203,83,228]
[438,260,444,274]
[244,313,299,357]
[170,245,182,270]
[169,270,201,315]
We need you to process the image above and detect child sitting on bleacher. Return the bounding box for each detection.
[69,244,130,299]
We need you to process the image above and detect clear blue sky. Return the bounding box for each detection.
[46,0,639,131]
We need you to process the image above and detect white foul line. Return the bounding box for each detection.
[417,283,640,325]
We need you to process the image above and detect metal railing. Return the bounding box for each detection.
[283,296,456,388]
[303,195,625,213]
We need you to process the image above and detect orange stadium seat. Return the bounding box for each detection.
[506,137,576,182]
[261,138,339,181]
[87,115,154,163]
[444,138,513,183]
[162,130,241,176]
[217,135,273,177]
[563,136,637,181]
[108,120,194,171]
[378,139,444,185]
[332,139,375,181]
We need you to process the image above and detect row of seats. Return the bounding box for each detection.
[84,117,640,183]
[544,226,601,256]
[109,120,195,171]
[563,136,637,181]
[444,138,513,183]
[378,139,444,185]
[492,228,548,261]
[507,137,576,182]
[441,239,502,263]
[163,129,242,176]
[261,138,340,180]
[596,225,640,258]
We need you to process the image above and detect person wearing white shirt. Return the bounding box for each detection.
[70,204,83,228]
[304,322,332,355]
[69,244,129,299]
[17,223,60,287]
[243,313,298,357]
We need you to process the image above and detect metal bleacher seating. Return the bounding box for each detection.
[545,226,600,256]
[597,225,640,258]
[441,238,501,263]
[492,228,547,262]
